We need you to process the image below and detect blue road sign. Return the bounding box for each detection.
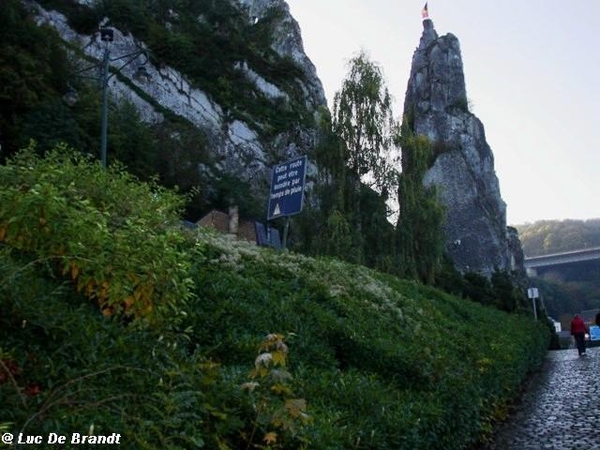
[268,156,307,220]
[590,325,600,341]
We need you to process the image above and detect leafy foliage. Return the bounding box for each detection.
[0,144,192,324]
[333,50,399,194]
[0,150,549,448]
[516,219,600,319]
[0,247,245,450]
[0,0,72,157]
[185,234,549,449]
[396,122,445,283]
[515,218,600,257]
[296,59,400,271]
[528,275,600,322]
[241,333,311,449]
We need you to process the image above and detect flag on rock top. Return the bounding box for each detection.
[422,2,429,19]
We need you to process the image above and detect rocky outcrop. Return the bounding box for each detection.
[403,18,520,277]
[27,0,325,192]
[239,0,326,111]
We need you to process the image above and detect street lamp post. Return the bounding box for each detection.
[68,27,149,168]
[99,33,111,168]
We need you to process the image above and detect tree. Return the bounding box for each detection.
[333,51,399,216]
[0,0,72,159]
[0,144,192,324]
[396,122,445,284]
[330,51,399,265]
[491,270,522,312]
[109,100,159,179]
[294,107,363,262]
[516,219,600,257]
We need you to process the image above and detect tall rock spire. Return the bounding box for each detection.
[402,17,517,277]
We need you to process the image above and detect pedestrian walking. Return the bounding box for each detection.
[570,314,588,356]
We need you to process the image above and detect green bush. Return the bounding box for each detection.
[0,149,549,449]
[0,248,249,449]
[185,233,549,449]
[0,144,192,325]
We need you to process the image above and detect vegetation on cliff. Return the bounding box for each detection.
[396,122,445,284]
[35,0,314,135]
[1,148,549,449]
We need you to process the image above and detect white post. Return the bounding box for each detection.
[527,287,539,320]
[228,205,239,236]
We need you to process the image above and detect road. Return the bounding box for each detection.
[485,346,600,450]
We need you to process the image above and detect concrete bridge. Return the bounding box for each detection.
[524,246,600,276]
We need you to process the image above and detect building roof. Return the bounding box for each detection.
[197,209,256,243]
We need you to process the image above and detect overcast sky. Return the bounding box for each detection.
[286,0,600,225]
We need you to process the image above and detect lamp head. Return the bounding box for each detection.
[100,28,114,42]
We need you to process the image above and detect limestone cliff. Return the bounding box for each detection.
[403,18,519,276]
[27,0,325,197]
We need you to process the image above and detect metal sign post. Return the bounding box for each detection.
[267,156,307,249]
[527,287,539,320]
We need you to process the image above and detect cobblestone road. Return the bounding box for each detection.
[485,346,600,450]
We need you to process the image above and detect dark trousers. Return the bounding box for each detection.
[573,332,586,355]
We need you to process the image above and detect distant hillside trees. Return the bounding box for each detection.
[516,219,600,318]
[516,219,600,257]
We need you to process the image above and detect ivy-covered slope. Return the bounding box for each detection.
[0,149,549,449]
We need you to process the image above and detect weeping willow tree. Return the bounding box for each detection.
[331,51,399,263]
[396,121,445,284]
[294,106,360,261]
[332,51,398,195]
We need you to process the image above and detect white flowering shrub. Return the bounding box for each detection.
[184,228,549,448]
[0,150,550,450]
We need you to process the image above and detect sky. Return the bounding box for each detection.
[285,0,600,225]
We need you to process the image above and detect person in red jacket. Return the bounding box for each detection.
[570,314,588,356]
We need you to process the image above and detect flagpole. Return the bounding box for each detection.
[422,2,429,20]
